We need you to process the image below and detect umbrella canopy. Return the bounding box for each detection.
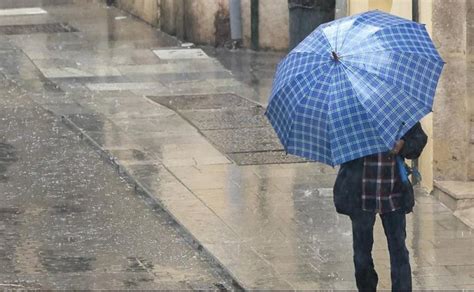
[266,10,444,166]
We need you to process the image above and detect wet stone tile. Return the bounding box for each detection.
[85,129,137,149]
[180,107,269,130]
[107,149,151,163]
[228,151,308,165]
[39,250,95,273]
[66,113,111,132]
[148,93,257,111]
[43,103,94,116]
[113,116,196,134]
[49,75,127,84]
[126,71,234,83]
[117,61,226,76]
[202,127,283,154]
[86,82,165,92]
[153,48,209,60]
[0,23,78,35]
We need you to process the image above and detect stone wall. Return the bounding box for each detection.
[111,0,290,50]
[181,0,230,46]
[159,0,184,39]
[256,0,289,50]
[240,0,289,50]
[432,0,472,181]
[467,0,474,181]
[115,0,160,26]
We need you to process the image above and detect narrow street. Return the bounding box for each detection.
[0,2,233,290]
[0,71,232,290]
[0,0,473,290]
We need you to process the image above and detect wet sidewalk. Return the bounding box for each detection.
[2,1,474,290]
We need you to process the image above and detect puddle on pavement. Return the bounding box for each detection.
[0,207,22,221]
[0,142,18,182]
[51,203,85,215]
[148,94,309,165]
[40,250,95,273]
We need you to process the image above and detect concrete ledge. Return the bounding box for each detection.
[454,208,474,229]
[60,115,260,291]
[434,180,474,211]
[434,180,474,229]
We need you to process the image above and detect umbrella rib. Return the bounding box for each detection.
[339,20,431,57]
[326,69,340,165]
[272,58,333,95]
[340,59,435,109]
[320,27,336,54]
[283,63,337,153]
[337,10,376,54]
[341,48,443,60]
[336,63,399,149]
[338,18,359,54]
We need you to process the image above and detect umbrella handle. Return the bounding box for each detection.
[396,122,406,141]
[396,156,410,185]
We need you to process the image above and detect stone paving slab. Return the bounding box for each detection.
[153,48,209,60]
[180,107,269,130]
[0,7,47,16]
[202,127,284,153]
[149,93,256,111]
[0,88,233,290]
[228,151,308,165]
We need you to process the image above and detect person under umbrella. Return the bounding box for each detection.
[266,10,443,291]
[334,122,427,291]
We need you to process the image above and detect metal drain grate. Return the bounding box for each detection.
[148,94,309,165]
[0,23,78,35]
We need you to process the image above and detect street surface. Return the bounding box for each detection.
[0,0,473,290]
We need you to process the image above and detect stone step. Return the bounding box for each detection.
[433,181,474,211]
[433,181,474,229]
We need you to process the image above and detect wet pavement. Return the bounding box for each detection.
[0,81,233,289]
[1,0,474,290]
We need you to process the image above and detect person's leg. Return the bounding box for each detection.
[381,210,412,291]
[350,210,378,291]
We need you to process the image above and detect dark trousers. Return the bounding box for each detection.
[350,209,412,291]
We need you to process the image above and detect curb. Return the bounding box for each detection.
[60,115,246,291]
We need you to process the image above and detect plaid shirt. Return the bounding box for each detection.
[362,152,403,214]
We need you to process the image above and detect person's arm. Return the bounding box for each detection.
[398,122,428,160]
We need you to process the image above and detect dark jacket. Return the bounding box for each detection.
[333,122,428,216]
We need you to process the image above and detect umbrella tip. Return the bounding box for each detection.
[331,51,340,62]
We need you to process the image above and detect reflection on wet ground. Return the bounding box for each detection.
[0,20,232,288]
[0,143,17,182]
[0,0,473,290]
[0,87,232,289]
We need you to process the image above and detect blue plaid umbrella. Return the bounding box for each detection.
[266,10,444,166]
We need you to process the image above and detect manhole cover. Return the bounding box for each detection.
[153,48,209,60]
[0,23,78,35]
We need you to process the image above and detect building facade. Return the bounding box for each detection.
[113,0,473,194]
